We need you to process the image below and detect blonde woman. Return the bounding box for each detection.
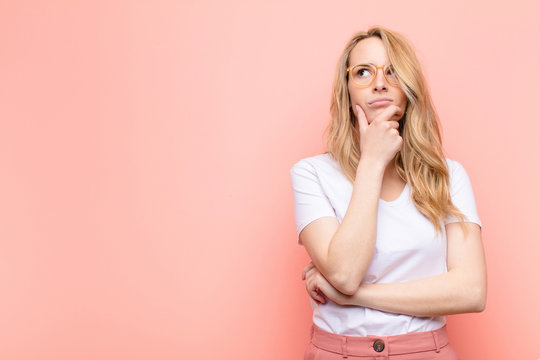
[289,26,486,360]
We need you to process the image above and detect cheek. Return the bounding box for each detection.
[347,84,355,102]
[395,91,407,109]
[399,88,408,102]
[348,88,365,106]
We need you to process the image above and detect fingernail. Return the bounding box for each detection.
[355,105,359,112]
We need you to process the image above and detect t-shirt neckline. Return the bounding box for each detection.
[323,152,409,207]
[379,182,409,206]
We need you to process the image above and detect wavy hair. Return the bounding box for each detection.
[324,26,470,238]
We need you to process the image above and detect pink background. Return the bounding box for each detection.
[0,1,538,359]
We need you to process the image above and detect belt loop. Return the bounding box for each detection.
[432,330,441,353]
[341,336,348,358]
[310,324,314,340]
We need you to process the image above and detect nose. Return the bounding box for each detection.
[372,68,388,92]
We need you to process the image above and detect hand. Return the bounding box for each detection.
[301,262,354,306]
[355,104,403,168]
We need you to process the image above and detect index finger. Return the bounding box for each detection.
[371,105,403,125]
[355,105,368,135]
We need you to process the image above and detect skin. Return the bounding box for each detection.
[347,37,407,128]
[348,36,408,193]
[301,222,487,317]
[296,38,411,296]
[300,37,487,317]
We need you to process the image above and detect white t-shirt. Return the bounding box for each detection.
[289,153,482,336]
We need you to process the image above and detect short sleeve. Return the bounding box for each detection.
[444,160,482,228]
[289,160,337,245]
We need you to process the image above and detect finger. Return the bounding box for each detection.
[307,280,325,304]
[301,263,312,279]
[388,120,400,129]
[304,266,318,281]
[355,105,368,134]
[301,262,314,280]
[314,287,326,303]
[306,278,318,300]
[313,282,327,304]
[372,105,403,124]
[305,272,328,305]
[313,290,325,304]
[311,288,321,302]
[302,261,313,272]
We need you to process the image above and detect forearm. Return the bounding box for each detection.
[349,270,486,317]
[326,158,385,295]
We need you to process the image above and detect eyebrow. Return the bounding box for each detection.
[356,62,390,66]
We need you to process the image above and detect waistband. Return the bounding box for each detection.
[310,323,449,357]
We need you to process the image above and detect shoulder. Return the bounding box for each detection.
[443,157,476,191]
[444,157,467,175]
[290,153,336,175]
[444,157,458,169]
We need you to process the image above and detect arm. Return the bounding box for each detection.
[302,222,487,316]
[293,156,387,296]
[348,222,487,316]
[322,157,385,295]
[295,105,404,295]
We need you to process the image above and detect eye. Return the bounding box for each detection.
[355,66,373,77]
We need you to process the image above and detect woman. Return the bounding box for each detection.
[289,26,486,359]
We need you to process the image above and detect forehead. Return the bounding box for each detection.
[349,37,389,66]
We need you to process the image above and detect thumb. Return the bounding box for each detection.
[355,105,368,134]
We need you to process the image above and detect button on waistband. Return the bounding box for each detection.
[373,339,385,352]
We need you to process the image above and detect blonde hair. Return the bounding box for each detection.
[324,26,470,238]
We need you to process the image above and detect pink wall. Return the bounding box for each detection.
[0,1,538,359]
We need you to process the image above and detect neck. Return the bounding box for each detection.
[383,159,399,181]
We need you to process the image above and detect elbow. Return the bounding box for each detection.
[469,284,487,313]
[330,272,362,296]
[340,282,360,296]
[475,288,487,312]
[455,269,486,313]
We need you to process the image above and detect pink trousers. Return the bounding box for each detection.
[304,323,460,359]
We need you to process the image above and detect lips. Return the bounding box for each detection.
[369,98,393,105]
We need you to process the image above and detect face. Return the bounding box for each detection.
[348,37,407,125]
